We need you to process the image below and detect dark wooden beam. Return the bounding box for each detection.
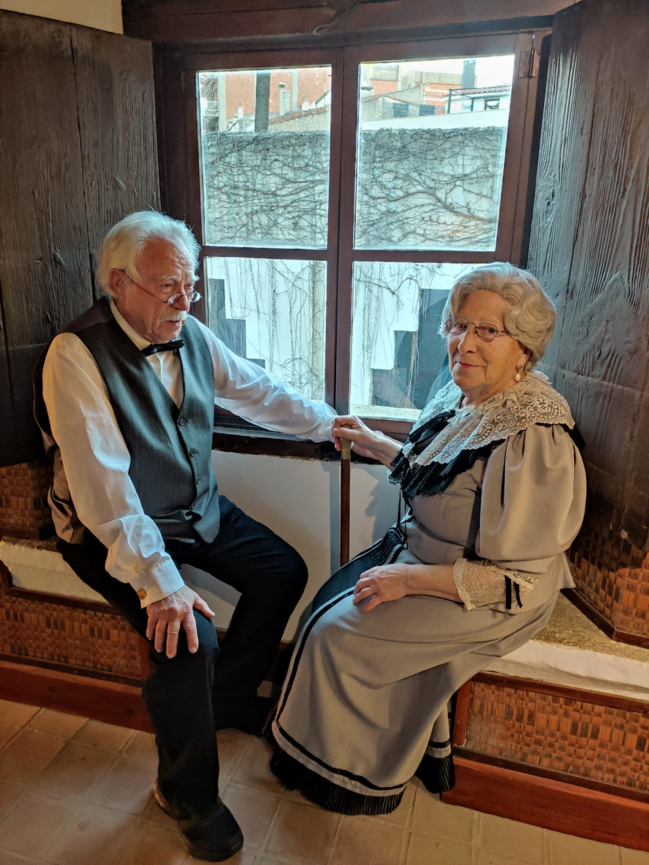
[0,660,152,732]
[124,0,567,43]
[445,755,649,851]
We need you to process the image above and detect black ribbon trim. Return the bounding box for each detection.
[389,410,497,501]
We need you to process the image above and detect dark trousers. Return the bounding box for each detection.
[58,495,308,818]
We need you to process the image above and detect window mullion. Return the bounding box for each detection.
[333,45,361,416]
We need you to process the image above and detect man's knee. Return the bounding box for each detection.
[276,544,308,600]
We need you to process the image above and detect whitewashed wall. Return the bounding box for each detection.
[183,452,400,639]
[0,0,122,32]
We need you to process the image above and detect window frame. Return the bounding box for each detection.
[162,29,549,447]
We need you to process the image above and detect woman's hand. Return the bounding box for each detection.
[332,416,402,465]
[353,564,412,612]
[333,415,379,459]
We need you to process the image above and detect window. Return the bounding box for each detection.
[176,33,545,440]
[197,64,334,403]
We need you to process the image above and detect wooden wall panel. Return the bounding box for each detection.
[554,0,649,541]
[0,14,94,463]
[528,0,649,641]
[527,1,601,371]
[71,28,160,296]
[0,10,158,467]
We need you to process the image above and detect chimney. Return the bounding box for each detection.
[461,59,476,91]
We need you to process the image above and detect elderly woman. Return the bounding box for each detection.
[268,263,586,816]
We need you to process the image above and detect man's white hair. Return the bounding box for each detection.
[439,262,556,372]
[96,211,201,297]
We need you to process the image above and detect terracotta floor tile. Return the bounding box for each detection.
[0,730,64,785]
[72,719,134,752]
[232,736,284,794]
[478,852,538,865]
[266,799,340,863]
[0,782,24,819]
[89,755,157,815]
[0,851,39,864]
[621,849,649,865]
[411,788,474,842]
[112,820,187,865]
[0,701,38,728]
[330,815,405,865]
[124,731,158,766]
[225,850,258,865]
[37,743,115,798]
[28,709,87,739]
[480,814,543,864]
[221,785,281,850]
[0,791,74,858]
[143,795,177,829]
[406,833,473,865]
[0,727,18,753]
[217,731,250,782]
[47,803,137,865]
[381,783,414,827]
[258,858,300,865]
[547,830,620,865]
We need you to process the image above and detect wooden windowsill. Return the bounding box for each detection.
[212,425,382,463]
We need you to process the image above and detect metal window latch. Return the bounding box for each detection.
[518,47,541,78]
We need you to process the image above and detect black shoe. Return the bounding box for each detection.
[154,781,243,862]
[213,696,276,736]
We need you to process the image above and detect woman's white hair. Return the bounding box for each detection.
[439,263,556,371]
[96,211,201,297]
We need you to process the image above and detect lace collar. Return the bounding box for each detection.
[401,371,575,467]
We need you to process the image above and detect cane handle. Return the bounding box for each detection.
[340,424,352,461]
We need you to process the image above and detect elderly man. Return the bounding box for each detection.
[34,211,336,861]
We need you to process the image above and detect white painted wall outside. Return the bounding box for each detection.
[362,107,510,131]
[183,451,400,640]
[0,0,123,32]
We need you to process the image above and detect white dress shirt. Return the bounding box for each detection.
[42,301,336,607]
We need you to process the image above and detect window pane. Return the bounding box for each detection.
[205,257,327,401]
[198,67,332,248]
[349,261,475,420]
[354,56,515,251]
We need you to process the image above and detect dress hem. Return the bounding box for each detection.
[268,730,456,816]
[268,732,405,816]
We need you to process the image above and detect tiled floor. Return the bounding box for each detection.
[0,699,646,865]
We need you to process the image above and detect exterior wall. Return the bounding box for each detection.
[205,68,332,128]
[0,0,122,32]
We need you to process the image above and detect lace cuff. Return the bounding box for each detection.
[453,558,537,611]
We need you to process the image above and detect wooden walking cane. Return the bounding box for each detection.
[339,426,352,567]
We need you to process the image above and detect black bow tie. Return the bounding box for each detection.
[142,339,184,357]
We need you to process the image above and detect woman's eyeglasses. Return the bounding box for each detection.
[445,319,509,343]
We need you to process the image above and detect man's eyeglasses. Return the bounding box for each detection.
[120,270,201,305]
[445,319,509,342]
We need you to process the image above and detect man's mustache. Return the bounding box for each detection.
[162,311,187,322]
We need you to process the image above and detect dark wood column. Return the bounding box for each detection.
[528,0,649,646]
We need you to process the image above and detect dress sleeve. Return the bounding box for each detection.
[452,424,587,610]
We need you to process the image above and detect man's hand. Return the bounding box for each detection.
[145,585,215,659]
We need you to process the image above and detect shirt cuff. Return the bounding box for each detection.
[129,559,185,608]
